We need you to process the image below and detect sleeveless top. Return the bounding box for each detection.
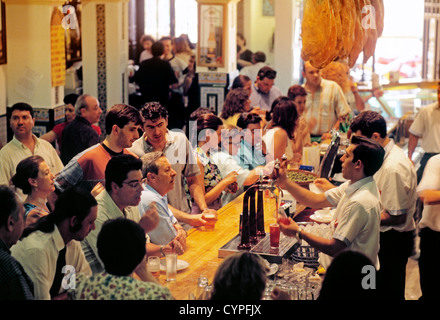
[263,127,294,161]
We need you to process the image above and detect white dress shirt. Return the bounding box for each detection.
[374,139,417,232]
[417,154,440,232]
[322,176,381,270]
[81,190,142,274]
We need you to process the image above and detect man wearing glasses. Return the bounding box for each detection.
[81,154,173,282]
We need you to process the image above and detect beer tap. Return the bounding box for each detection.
[237,156,286,250]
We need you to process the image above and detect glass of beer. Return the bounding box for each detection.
[270,223,280,249]
[147,256,161,279]
[203,212,217,231]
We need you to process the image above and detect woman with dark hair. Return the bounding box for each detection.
[263,96,299,163]
[11,155,55,228]
[287,84,314,153]
[210,252,267,300]
[192,114,239,214]
[139,34,155,63]
[220,88,252,126]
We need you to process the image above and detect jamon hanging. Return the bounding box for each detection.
[301,0,384,69]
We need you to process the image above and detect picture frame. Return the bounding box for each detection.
[0,1,6,65]
[197,3,226,68]
[262,0,274,16]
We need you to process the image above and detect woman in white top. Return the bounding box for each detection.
[264,96,299,163]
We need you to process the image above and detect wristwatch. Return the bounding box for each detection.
[160,245,166,257]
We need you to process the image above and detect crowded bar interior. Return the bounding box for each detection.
[1,0,440,307]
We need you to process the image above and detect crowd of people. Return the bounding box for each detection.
[1,31,439,301]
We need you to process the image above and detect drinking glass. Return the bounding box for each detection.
[203,212,217,231]
[147,256,160,279]
[166,253,177,281]
[270,223,280,249]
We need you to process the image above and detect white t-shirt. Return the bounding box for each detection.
[409,102,440,153]
[374,139,417,232]
[417,154,440,232]
[322,176,381,270]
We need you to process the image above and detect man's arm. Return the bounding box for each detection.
[168,204,213,227]
[418,189,440,205]
[407,133,420,164]
[380,211,407,227]
[279,218,347,257]
[186,175,209,211]
[278,177,332,209]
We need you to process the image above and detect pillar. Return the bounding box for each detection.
[81,0,130,124]
[196,0,240,115]
[273,0,301,94]
[4,0,68,138]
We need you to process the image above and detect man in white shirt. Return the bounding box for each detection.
[276,135,384,271]
[408,84,440,183]
[81,154,163,281]
[11,187,97,300]
[249,66,283,111]
[416,154,440,300]
[139,152,187,254]
[0,103,64,200]
[350,110,417,300]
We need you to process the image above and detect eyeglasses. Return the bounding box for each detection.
[122,179,144,189]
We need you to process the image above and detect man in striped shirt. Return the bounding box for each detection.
[302,61,351,142]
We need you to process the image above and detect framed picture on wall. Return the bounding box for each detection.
[0,1,6,65]
[263,0,274,16]
[198,3,226,68]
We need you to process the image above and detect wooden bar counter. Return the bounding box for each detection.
[160,192,279,300]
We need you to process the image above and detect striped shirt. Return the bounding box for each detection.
[0,135,64,200]
[303,79,351,136]
[0,239,34,300]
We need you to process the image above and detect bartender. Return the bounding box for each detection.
[273,135,384,270]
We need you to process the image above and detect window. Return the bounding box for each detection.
[144,0,198,42]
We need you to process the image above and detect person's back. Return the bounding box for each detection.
[210,252,266,300]
[70,218,173,300]
[61,119,100,165]
[317,250,380,300]
[133,42,177,106]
